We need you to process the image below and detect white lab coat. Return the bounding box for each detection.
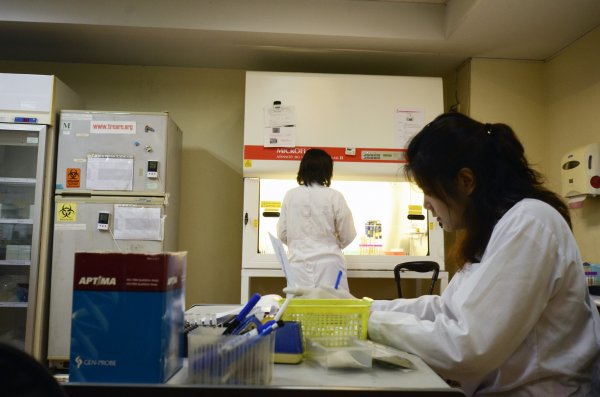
[368,199,600,396]
[277,184,356,291]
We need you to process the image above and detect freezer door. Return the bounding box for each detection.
[55,111,182,196]
[47,196,170,363]
[0,123,47,355]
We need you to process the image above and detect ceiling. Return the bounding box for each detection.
[1,0,600,76]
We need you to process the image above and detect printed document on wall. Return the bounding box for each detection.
[264,126,296,147]
[264,105,297,128]
[395,108,425,148]
[263,104,297,147]
[113,205,163,240]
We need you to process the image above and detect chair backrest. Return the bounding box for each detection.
[0,342,67,397]
[393,261,440,298]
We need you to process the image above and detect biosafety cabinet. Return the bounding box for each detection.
[241,71,447,301]
[0,73,82,358]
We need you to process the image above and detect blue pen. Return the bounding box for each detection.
[222,293,261,335]
[334,270,343,289]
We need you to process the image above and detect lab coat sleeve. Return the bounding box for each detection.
[368,208,569,380]
[371,294,445,321]
[333,192,356,248]
[277,192,288,244]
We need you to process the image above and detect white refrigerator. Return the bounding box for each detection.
[47,110,182,367]
[0,73,82,359]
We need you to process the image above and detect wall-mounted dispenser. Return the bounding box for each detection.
[561,142,600,207]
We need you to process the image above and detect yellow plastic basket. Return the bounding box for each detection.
[280,299,372,346]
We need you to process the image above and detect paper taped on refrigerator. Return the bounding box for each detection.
[85,155,134,191]
[113,205,163,240]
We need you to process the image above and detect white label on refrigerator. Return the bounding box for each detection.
[54,223,87,231]
[113,205,163,241]
[86,155,133,191]
[90,121,136,134]
[62,113,93,121]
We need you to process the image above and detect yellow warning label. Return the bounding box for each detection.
[408,204,423,215]
[57,203,77,222]
[429,221,434,230]
[244,159,252,168]
[260,201,281,209]
[253,219,259,228]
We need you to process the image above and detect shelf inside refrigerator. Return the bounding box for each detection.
[0,177,37,185]
[0,219,34,224]
[0,260,31,266]
[0,302,27,308]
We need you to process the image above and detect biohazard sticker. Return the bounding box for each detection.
[66,168,81,188]
[57,203,77,222]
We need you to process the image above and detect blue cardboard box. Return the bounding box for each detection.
[69,252,186,383]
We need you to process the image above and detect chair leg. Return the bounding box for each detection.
[394,274,402,298]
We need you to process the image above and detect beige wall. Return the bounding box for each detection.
[455,25,600,263]
[545,27,600,263]
[0,61,246,306]
[469,59,546,172]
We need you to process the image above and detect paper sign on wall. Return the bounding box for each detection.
[395,108,425,148]
[263,126,296,147]
[86,154,133,191]
[263,104,297,147]
[264,105,296,128]
[113,205,163,241]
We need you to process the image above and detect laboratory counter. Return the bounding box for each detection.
[61,356,465,397]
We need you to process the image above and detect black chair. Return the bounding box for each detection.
[394,261,440,298]
[0,342,67,397]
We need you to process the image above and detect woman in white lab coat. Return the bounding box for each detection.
[277,148,356,291]
[368,113,600,396]
[287,113,600,396]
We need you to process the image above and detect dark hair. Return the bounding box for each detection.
[405,112,571,266]
[297,148,333,187]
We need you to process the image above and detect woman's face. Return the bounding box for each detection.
[423,194,466,232]
[422,168,474,232]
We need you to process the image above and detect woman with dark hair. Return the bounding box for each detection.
[277,148,356,291]
[366,113,600,396]
[286,113,600,395]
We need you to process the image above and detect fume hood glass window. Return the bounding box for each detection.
[258,179,429,256]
